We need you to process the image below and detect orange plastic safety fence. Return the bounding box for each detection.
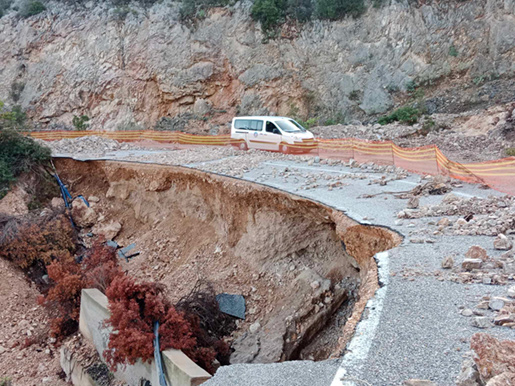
[28,130,515,195]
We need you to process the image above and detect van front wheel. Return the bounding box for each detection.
[280,144,290,154]
[239,142,248,151]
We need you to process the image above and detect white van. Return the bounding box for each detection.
[230,116,315,153]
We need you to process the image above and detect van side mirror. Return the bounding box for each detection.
[273,128,281,135]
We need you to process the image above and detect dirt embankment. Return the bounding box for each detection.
[54,158,401,363]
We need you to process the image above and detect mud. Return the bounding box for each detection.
[54,158,401,364]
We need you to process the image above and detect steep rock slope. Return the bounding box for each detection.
[0,0,514,130]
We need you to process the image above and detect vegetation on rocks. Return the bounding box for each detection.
[72,115,90,131]
[251,0,365,34]
[378,106,421,125]
[18,0,46,18]
[0,103,51,198]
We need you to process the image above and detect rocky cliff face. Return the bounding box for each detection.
[0,0,514,131]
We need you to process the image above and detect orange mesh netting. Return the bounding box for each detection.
[28,130,515,195]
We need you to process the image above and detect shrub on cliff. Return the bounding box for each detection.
[251,0,285,35]
[0,125,51,198]
[378,106,420,125]
[286,0,313,22]
[315,0,365,20]
[18,0,46,18]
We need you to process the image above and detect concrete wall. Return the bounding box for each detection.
[79,288,211,386]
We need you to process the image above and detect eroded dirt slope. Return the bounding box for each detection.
[55,158,400,363]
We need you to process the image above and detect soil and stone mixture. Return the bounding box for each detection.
[53,159,400,366]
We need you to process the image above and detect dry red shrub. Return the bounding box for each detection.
[40,241,122,338]
[0,211,76,269]
[104,275,196,370]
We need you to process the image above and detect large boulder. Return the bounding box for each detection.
[92,221,122,240]
[71,199,97,227]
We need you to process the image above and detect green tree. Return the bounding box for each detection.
[18,0,46,18]
[315,0,365,20]
[251,0,285,34]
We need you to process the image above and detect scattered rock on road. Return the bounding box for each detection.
[455,358,481,386]
[462,259,483,271]
[441,256,454,269]
[493,234,512,250]
[471,317,491,329]
[465,246,488,261]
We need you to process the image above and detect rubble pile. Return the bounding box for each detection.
[39,136,141,155]
[398,194,515,236]
[448,245,515,286]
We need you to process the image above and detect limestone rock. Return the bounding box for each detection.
[471,317,491,329]
[455,359,481,386]
[441,256,454,269]
[462,259,482,271]
[92,221,122,240]
[471,333,515,383]
[88,196,100,203]
[71,200,97,227]
[0,186,28,216]
[51,197,65,210]
[465,246,488,261]
[488,298,505,311]
[508,286,515,299]
[407,196,419,209]
[493,234,512,250]
[437,217,450,227]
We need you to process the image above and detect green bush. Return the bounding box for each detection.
[72,115,90,131]
[286,0,312,22]
[296,117,317,129]
[0,128,51,198]
[0,377,11,386]
[0,0,12,18]
[0,104,27,131]
[505,148,515,157]
[251,0,285,34]
[315,0,365,20]
[349,90,360,101]
[378,106,420,125]
[18,0,46,18]
[405,80,417,93]
[448,45,458,57]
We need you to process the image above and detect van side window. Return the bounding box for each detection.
[234,120,249,130]
[234,119,263,131]
[250,120,263,131]
[266,121,279,134]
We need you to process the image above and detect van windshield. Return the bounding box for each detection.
[275,119,307,133]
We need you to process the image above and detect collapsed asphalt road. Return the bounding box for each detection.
[52,148,514,386]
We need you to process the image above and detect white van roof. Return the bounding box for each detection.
[233,116,293,120]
